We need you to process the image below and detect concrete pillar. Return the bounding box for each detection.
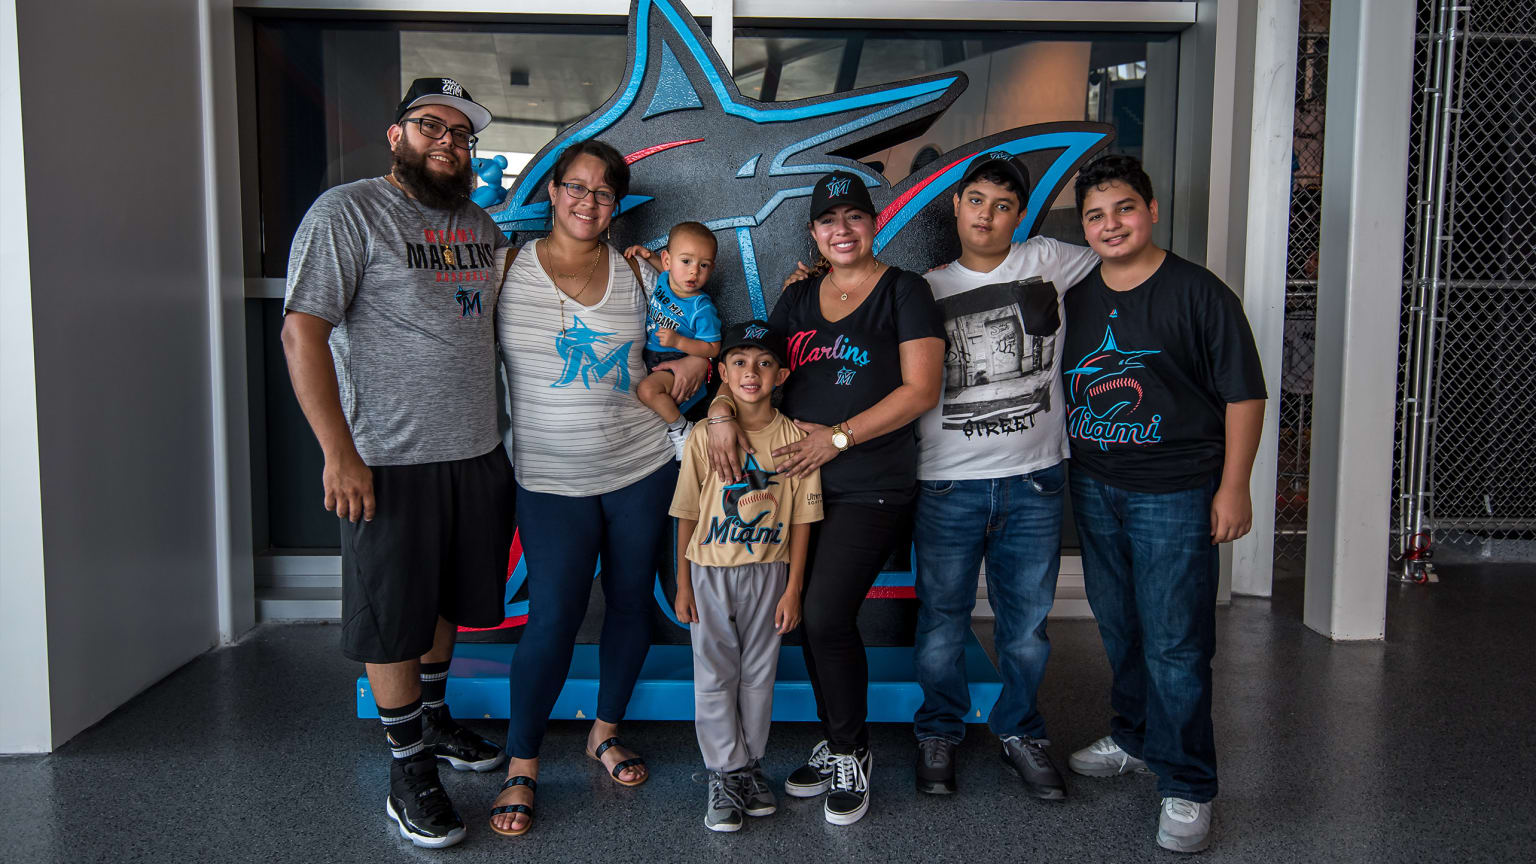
[1231,0,1300,597]
[1304,0,1415,640]
[0,0,52,753]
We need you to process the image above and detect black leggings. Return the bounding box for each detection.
[801,498,912,754]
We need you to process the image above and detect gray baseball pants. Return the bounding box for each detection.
[689,561,788,772]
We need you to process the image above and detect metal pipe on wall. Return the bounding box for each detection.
[1397,0,1463,583]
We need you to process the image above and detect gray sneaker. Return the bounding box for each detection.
[737,759,777,817]
[1068,735,1149,777]
[704,771,745,833]
[1157,797,1214,853]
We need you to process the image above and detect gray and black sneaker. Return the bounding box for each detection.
[823,748,872,826]
[784,740,837,798]
[738,759,777,817]
[386,752,467,849]
[705,771,746,833]
[1157,797,1214,853]
[915,737,957,795]
[1000,736,1066,800]
[422,705,506,772]
[1068,735,1149,777]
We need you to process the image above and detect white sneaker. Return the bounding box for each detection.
[1068,735,1149,777]
[1157,797,1213,853]
[666,420,693,460]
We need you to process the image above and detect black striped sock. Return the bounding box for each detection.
[420,661,451,710]
[378,698,424,761]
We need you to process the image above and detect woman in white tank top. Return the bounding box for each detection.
[489,141,708,837]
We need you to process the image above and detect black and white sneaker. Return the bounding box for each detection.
[823,748,872,826]
[386,752,467,849]
[422,705,506,772]
[784,740,837,798]
[666,420,694,461]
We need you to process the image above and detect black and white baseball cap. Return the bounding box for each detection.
[959,150,1032,200]
[808,170,877,221]
[396,77,493,134]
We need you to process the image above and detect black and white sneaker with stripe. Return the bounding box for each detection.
[422,705,506,772]
[823,748,872,826]
[387,752,467,849]
[784,740,838,797]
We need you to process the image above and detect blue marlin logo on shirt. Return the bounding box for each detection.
[1064,324,1162,450]
[552,315,633,392]
[454,287,482,318]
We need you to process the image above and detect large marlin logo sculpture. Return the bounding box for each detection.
[473,0,1117,639]
[487,0,1115,327]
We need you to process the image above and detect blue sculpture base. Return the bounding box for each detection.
[356,631,1000,724]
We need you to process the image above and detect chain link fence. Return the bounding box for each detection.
[1395,0,1536,576]
[1276,0,1331,568]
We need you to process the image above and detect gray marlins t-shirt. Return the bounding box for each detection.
[284,177,510,466]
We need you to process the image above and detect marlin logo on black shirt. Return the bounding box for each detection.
[1064,324,1163,449]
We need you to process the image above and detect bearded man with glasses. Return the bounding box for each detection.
[282,76,515,850]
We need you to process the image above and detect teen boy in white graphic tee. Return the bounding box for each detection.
[910,151,1097,800]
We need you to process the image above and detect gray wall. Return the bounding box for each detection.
[17,0,218,745]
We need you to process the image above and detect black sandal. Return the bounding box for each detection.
[587,737,647,787]
[489,775,535,836]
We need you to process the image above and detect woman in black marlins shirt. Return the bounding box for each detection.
[706,170,944,826]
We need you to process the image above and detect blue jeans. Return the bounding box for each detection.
[1070,470,1220,802]
[504,461,677,759]
[912,462,1065,743]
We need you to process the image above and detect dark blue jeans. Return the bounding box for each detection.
[1070,469,1220,802]
[504,461,677,759]
[912,462,1065,743]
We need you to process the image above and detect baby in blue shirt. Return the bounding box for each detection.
[625,221,723,456]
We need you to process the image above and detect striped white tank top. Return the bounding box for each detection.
[496,241,672,496]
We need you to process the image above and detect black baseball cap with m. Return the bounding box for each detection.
[718,320,787,367]
[808,170,877,221]
[396,77,493,134]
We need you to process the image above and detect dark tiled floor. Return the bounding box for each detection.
[2,565,1532,863]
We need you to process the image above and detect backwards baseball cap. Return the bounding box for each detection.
[718,320,787,367]
[396,77,493,134]
[808,170,876,221]
[959,150,1032,202]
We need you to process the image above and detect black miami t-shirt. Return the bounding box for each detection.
[1061,251,1266,493]
[770,267,945,503]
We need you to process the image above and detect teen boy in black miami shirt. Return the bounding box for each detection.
[1060,155,1266,855]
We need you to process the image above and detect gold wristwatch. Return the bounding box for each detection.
[831,423,852,451]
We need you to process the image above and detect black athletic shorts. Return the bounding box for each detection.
[643,347,688,370]
[339,445,515,664]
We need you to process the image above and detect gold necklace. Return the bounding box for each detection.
[827,263,880,301]
[391,172,460,267]
[542,241,604,335]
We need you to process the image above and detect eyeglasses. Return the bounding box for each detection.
[400,117,477,150]
[559,182,619,207]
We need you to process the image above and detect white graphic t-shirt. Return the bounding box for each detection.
[916,237,1098,481]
